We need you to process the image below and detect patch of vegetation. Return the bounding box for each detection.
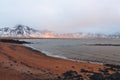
[89,64,120,80]
[56,63,120,80]
[89,73,105,80]
[104,64,120,69]
[89,72,120,80]
[56,70,84,80]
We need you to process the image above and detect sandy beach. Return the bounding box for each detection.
[0,41,106,80]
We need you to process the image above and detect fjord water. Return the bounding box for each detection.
[23,39,120,65]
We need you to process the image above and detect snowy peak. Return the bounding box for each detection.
[13,25,38,36]
[0,25,39,37]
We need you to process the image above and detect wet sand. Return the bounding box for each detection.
[0,42,104,80]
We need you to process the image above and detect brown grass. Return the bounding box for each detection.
[0,42,104,80]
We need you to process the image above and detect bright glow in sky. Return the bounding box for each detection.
[0,0,120,33]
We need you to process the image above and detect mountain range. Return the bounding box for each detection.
[0,25,120,38]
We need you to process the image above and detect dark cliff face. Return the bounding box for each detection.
[0,39,31,44]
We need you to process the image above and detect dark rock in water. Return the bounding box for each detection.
[88,44,120,46]
[0,39,31,44]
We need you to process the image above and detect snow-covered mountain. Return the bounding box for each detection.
[0,25,58,38]
[0,25,40,38]
[0,25,120,38]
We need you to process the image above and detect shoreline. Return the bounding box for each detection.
[0,41,105,80]
[1,38,119,66]
[24,44,68,59]
[1,39,120,79]
[23,38,120,66]
[24,44,104,65]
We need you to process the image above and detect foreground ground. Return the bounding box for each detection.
[0,40,120,80]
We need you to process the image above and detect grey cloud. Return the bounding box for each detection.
[0,0,120,33]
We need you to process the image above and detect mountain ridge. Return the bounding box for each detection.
[0,25,120,38]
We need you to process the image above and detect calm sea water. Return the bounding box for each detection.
[21,39,120,65]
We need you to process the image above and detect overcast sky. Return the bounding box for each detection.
[0,0,120,33]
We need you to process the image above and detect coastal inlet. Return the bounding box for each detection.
[22,38,120,65]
